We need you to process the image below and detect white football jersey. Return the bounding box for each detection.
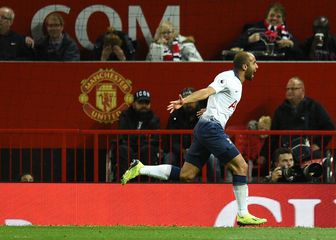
[202,70,242,129]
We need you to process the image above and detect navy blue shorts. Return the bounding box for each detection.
[185,117,240,170]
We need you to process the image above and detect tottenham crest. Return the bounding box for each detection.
[79,69,133,123]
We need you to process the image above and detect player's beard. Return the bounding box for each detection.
[245,68,254,81]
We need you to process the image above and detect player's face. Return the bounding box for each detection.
[245,54,258,81]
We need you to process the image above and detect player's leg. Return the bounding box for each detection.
[122,121,208,184]
[202,124,266,226]
[226,154,249,216]
[121,159,177,184]
[180,121,211,182]
[121,131,209,184]
[227,154,267,225]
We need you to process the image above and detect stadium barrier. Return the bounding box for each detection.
[0,129,335,183]
[0,183,335,227]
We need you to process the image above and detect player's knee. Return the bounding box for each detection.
[228,156,248,176]
[180,171,196,182]
[239,160,248,172]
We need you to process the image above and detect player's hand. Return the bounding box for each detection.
[167,94,184,113]
[196,108,206,118]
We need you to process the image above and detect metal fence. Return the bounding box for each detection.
[0,129,335,183]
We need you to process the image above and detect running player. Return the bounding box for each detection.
[122,51,267,226]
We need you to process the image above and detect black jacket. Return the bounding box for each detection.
[261,97,335,161]
[118,107,160,148]
[0,31,33,60]
[35,33,80,61]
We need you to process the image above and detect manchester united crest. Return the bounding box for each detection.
[79,69,133,123]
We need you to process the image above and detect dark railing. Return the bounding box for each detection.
[0,129,335,183]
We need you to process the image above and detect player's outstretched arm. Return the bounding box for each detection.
[167,87,215,113]
[167,94,184,113]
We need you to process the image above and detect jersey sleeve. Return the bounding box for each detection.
[208,73,228,93]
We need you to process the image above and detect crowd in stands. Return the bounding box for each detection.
[1,3,336,61]
[1,4,335,183]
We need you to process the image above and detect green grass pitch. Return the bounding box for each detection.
[0,226,335,240]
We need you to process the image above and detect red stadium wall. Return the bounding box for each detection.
[0,184,335,227]
[0,62,334,129]
[2,0,336,60]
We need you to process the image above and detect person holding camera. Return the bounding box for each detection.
[302,16,336,61]
[265,147,323,183]
[264,147,295,183]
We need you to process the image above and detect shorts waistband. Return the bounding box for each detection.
[201,115,221,124]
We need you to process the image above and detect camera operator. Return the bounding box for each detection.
[265,147,323,183]
[265,148,295,183]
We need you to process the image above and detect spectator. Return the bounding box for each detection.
[229,2,302,60]
[164,87,202,166]
[301,16,336,60]
[35,13,80,61]
[20,173,34,182]
[115,89,160,177]
[235,116,272,182]
[261,76,335,162]
[0,6,34,60]
[93,26,136,61]
[146,20,203,61]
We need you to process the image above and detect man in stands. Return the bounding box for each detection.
[263,76,335,162]
[114,89,160,179]
[0,6,34,60]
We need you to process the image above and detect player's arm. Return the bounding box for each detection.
[183,86,215,104]
[167,87,215,113]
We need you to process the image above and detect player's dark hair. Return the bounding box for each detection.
[233,51,250,71]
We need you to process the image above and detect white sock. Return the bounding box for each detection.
[233,184,249,217]
[139,165,172,180]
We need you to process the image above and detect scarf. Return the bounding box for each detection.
[163,39,181,61]
[263,20,290,42]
